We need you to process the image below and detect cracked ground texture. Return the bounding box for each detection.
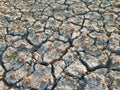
[0,0,120,90]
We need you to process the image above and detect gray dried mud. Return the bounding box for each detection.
[0,0,120,90]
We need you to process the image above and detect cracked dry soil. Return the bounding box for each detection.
[0,0,120,90]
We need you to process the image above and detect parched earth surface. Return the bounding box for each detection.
[0,0,120,90]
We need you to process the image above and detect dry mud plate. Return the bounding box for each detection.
[0,0,120,90]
